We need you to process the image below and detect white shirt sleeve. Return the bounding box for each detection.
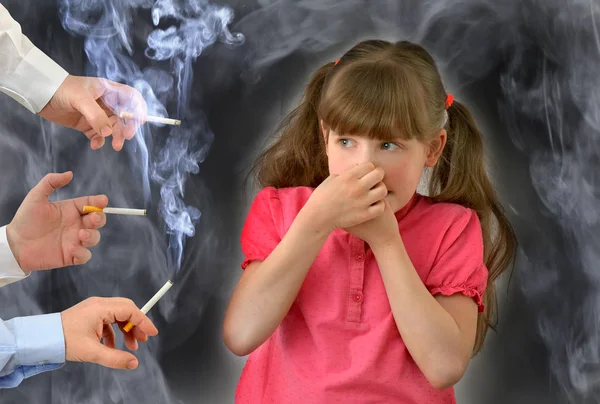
[0,4,69,113]
[0,226,29,288]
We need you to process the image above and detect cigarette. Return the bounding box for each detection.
[123,280,174,333]
[119,111,181,126]
[83,206,147,216]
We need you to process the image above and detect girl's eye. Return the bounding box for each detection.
[381,142,400,151]
[339,138,355,147]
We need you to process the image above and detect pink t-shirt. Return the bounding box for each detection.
[236,186,488,404]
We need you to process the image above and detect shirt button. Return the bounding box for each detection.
[353,293,363,303]
[356,253,365,262]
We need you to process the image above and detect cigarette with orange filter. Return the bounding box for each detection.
[83,206,147,216]
[123,280,174,332]
[119,111,181,126]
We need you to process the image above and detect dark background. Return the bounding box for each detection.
[0,0,598,403]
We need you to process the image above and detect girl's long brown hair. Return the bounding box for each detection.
[247,39,517,354]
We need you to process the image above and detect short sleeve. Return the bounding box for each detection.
[240,187,283,269]
[425,209,488,313]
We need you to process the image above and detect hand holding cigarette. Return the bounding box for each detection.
[5,172,108,271]
[61,297,158,370]
[39,75,148,151]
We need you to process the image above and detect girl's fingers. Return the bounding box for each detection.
[366,182,388,205]
[358,166,385,189]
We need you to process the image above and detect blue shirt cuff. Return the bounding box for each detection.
[0,363,64,389]
[7,313,65,366]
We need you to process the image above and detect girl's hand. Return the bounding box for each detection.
[302,162,387,234]
[344,198,401,248]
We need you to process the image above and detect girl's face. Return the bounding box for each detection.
[321,120,446,213]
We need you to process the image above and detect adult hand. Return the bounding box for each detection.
[6,172,108,271]
[61,297,159,370]
[39,75,147,151]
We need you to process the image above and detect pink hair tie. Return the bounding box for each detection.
[334,58,341,66]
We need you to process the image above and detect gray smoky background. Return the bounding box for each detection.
[0,0,598,403]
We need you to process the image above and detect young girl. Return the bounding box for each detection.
[224,39,517,403]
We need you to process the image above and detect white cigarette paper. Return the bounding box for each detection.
[123,280,173,332]
[119,111,181,126]
[103,207,146,216]
[140,280,174,314]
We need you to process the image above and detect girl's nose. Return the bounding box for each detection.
[357,148,381,167]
